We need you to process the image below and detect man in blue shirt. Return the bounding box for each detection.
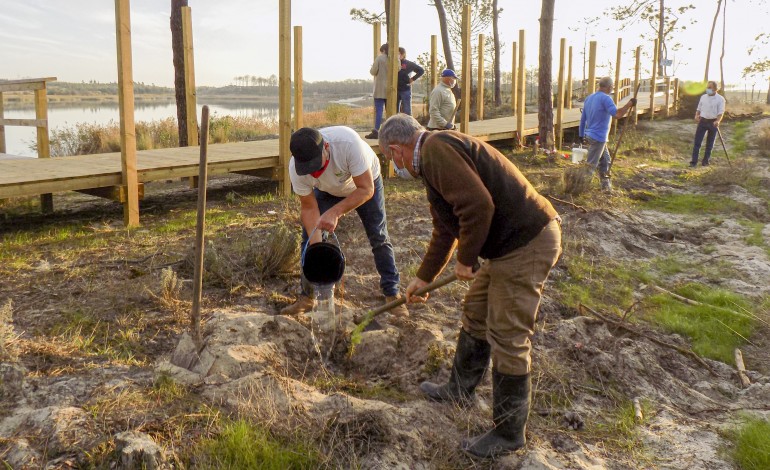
[579,77,636,191]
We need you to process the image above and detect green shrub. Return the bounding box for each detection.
[729,416,770,470]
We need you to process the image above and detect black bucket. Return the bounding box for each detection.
[301,230,345,285]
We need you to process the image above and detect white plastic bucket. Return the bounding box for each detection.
[571,147,588,164]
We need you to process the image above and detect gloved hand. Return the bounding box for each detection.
[629,97,638,106]
[445,123,455,130]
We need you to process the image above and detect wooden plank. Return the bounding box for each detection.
[460,4,471,134]
[294,25,304,130]
[511,41,517,115]
[556,38,565,150]
[588,41,597,95]
[278,0,292,194]
[115,0,140,227]
[181,6,199,146]
[76,183,145,202]
[0,77,57,86]
[566,46,573,110]
[477,34,485,121]
[0,82,45,93]
[516,30,526,148]
[0,118,47,128]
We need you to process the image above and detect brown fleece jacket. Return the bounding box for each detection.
[416,131,558,282]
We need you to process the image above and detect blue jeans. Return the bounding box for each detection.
[397,89,412,115]
[691,119,717,165]
[374,98,387,130]
[585,137,610,176]
[301,176,400,297]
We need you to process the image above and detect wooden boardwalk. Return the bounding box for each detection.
[0,92,671,203]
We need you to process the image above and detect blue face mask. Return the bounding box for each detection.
[706,88,715,96]
[394,165,414,180]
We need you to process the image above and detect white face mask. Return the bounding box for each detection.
[706,88,715,96]
[395,165,414,180]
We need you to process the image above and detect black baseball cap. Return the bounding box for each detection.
[290,127,324,175]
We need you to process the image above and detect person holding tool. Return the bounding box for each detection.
[378,114,562,459]
[427,69,459,130]
[578,77,637,192]
[690,80,725,167]
[281,126,407,318]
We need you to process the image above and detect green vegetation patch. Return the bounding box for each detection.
[312,374,410,403]
[728,416,770,470]
[646,283,757,364]
[731,120,750,155]
[195,419,321,470]
[638,193,745,216]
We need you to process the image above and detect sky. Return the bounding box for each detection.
[1,0,768,88]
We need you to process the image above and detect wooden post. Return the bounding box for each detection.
[34,84,53,213]
[664,76,671,117]
[430,35,438,93]
[0,92,5,154]
[181,7,198,147]
[556,38,565,150]
[612,38,622,135]
[633,45,641,126]
[191,105,209,345]
[277,0,291,195]
[567,45,573,109]
[460,4,471,133]
[476,34,485,121]
[516,30,526,148]
[386,0,400,118]
[373,22,381,61]
[587,40,597,95]
[674,77,680,114]
[114,0,140,227]
[511,41,517,115]
[735,349,751,388]
[650,38,659,120]
[294,25,303,129]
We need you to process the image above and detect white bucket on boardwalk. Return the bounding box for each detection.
[571,147,587,164]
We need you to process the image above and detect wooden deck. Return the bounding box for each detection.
[0,92,671,203]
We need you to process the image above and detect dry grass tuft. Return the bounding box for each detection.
[562,165,595,196]
[756,121,770,152]
[252,224,300,280]
[148,267,189,317]
[0,299,19,361]
[699,160,760,188]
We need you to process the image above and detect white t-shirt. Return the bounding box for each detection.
[696,93,726,119]
[289,126,381,197]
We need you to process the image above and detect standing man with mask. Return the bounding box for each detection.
[578,76,636,191]
[427,69,459,131]
[378,114,562,459]
[690,81,725,167]
[281,126,407,318]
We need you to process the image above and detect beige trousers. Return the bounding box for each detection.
[461,218,562,376]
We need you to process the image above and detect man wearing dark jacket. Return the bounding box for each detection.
[396,47,424,116]
[378,114,562,459]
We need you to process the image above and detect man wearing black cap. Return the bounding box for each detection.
[427,69,459,131]
[281,126,407,317]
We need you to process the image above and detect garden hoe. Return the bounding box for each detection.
[348,273,459,355]
[716,127,733,168]
[608,81,642,175]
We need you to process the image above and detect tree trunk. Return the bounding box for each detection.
[492,0,501,106]
[719,0,726,91]
[766,77,770,105]
[704,0,722,82]
[538,0,555,152]
[433,0,454,71]
[171,0,189,147]
[658,0,665,77]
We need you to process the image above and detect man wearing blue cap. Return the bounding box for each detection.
[427,69,459,131]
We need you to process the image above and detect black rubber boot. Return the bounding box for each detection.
[461,371,530,459]
[419,329,490,406]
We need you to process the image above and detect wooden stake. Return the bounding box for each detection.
[477,34,485,121]
[294,25,303,130]
[650,38,659,120]
[34,85,53,213]
[114,0,140,227]
[181,7,198,147]
[556,38,565,150]
[664,76,671,117]
[567,45,573,109]
[587,40,597,95]
[734,348,751,388]
[0,92,5,154]
[511,41,517,115]
[612,38,622,135]
[277,0,291,195]
[633,397,644,422]
[430,35,437,93]
[386,0,400,119]
[633,45,641,126]
[372,22,381,61]
[516,30,526,148]
[191,105,210,346]
[460,4,471,134]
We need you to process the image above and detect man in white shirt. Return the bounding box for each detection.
[281,126,407,317]
[690,81,726,167]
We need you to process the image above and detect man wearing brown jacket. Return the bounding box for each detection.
[378,114,562,459]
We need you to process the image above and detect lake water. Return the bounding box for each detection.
[1,99,350,157]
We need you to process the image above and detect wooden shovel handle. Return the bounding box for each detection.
[366,273,458,318]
